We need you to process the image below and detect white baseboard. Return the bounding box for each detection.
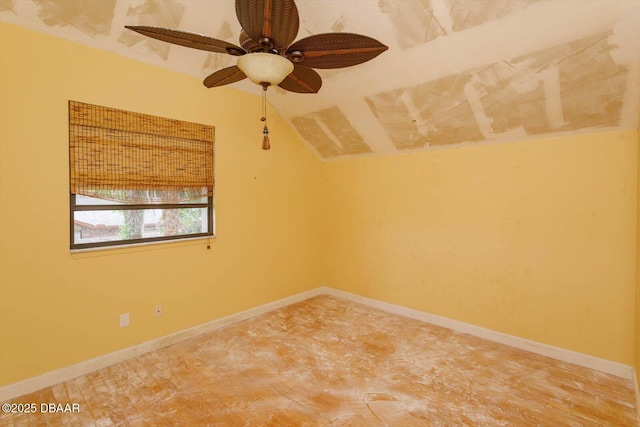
[1,286,636,404]
[0,287,325,402]
[323,287,636,381]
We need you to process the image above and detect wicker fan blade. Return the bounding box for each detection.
[278,65,322,93]
[126,26,245,55]
[286,33,388,69]
[235,0,299,50]
[203,66,247,88]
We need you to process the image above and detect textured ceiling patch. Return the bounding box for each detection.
[292,107,372,158]
[34,0,116,36]
[118,0,185,60]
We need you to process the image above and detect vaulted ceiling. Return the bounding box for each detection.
[2,0,639,160]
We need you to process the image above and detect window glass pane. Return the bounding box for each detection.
[75,195,125,206]
[73,208,208,245]
[75,190,209,205]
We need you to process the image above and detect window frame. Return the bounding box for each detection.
[70,195,214,250]
[68,100,215,251]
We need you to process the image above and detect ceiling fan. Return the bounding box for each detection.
[125,0,388,94]
[125,0,388,149]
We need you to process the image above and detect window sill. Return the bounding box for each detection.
[70,235,215,258]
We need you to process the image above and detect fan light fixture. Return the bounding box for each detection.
[236,53,294,150]
[237,53,294,87]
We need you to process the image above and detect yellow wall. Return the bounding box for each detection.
[636,126,640,385]
[322,131,638,365]
[0,23,323,386]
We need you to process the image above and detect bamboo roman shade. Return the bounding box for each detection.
[69,101,214,201]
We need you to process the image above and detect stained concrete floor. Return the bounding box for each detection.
[1,295,637,426]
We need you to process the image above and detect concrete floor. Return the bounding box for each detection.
[1,295,637,426]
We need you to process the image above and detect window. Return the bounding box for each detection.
[69,101,214,250]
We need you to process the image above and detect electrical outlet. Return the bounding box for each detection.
[120,313,129,328]
[154,304,162,317]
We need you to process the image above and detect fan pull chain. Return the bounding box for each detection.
[260,84,270,150]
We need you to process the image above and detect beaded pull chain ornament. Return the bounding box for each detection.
[260,84,270,150]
